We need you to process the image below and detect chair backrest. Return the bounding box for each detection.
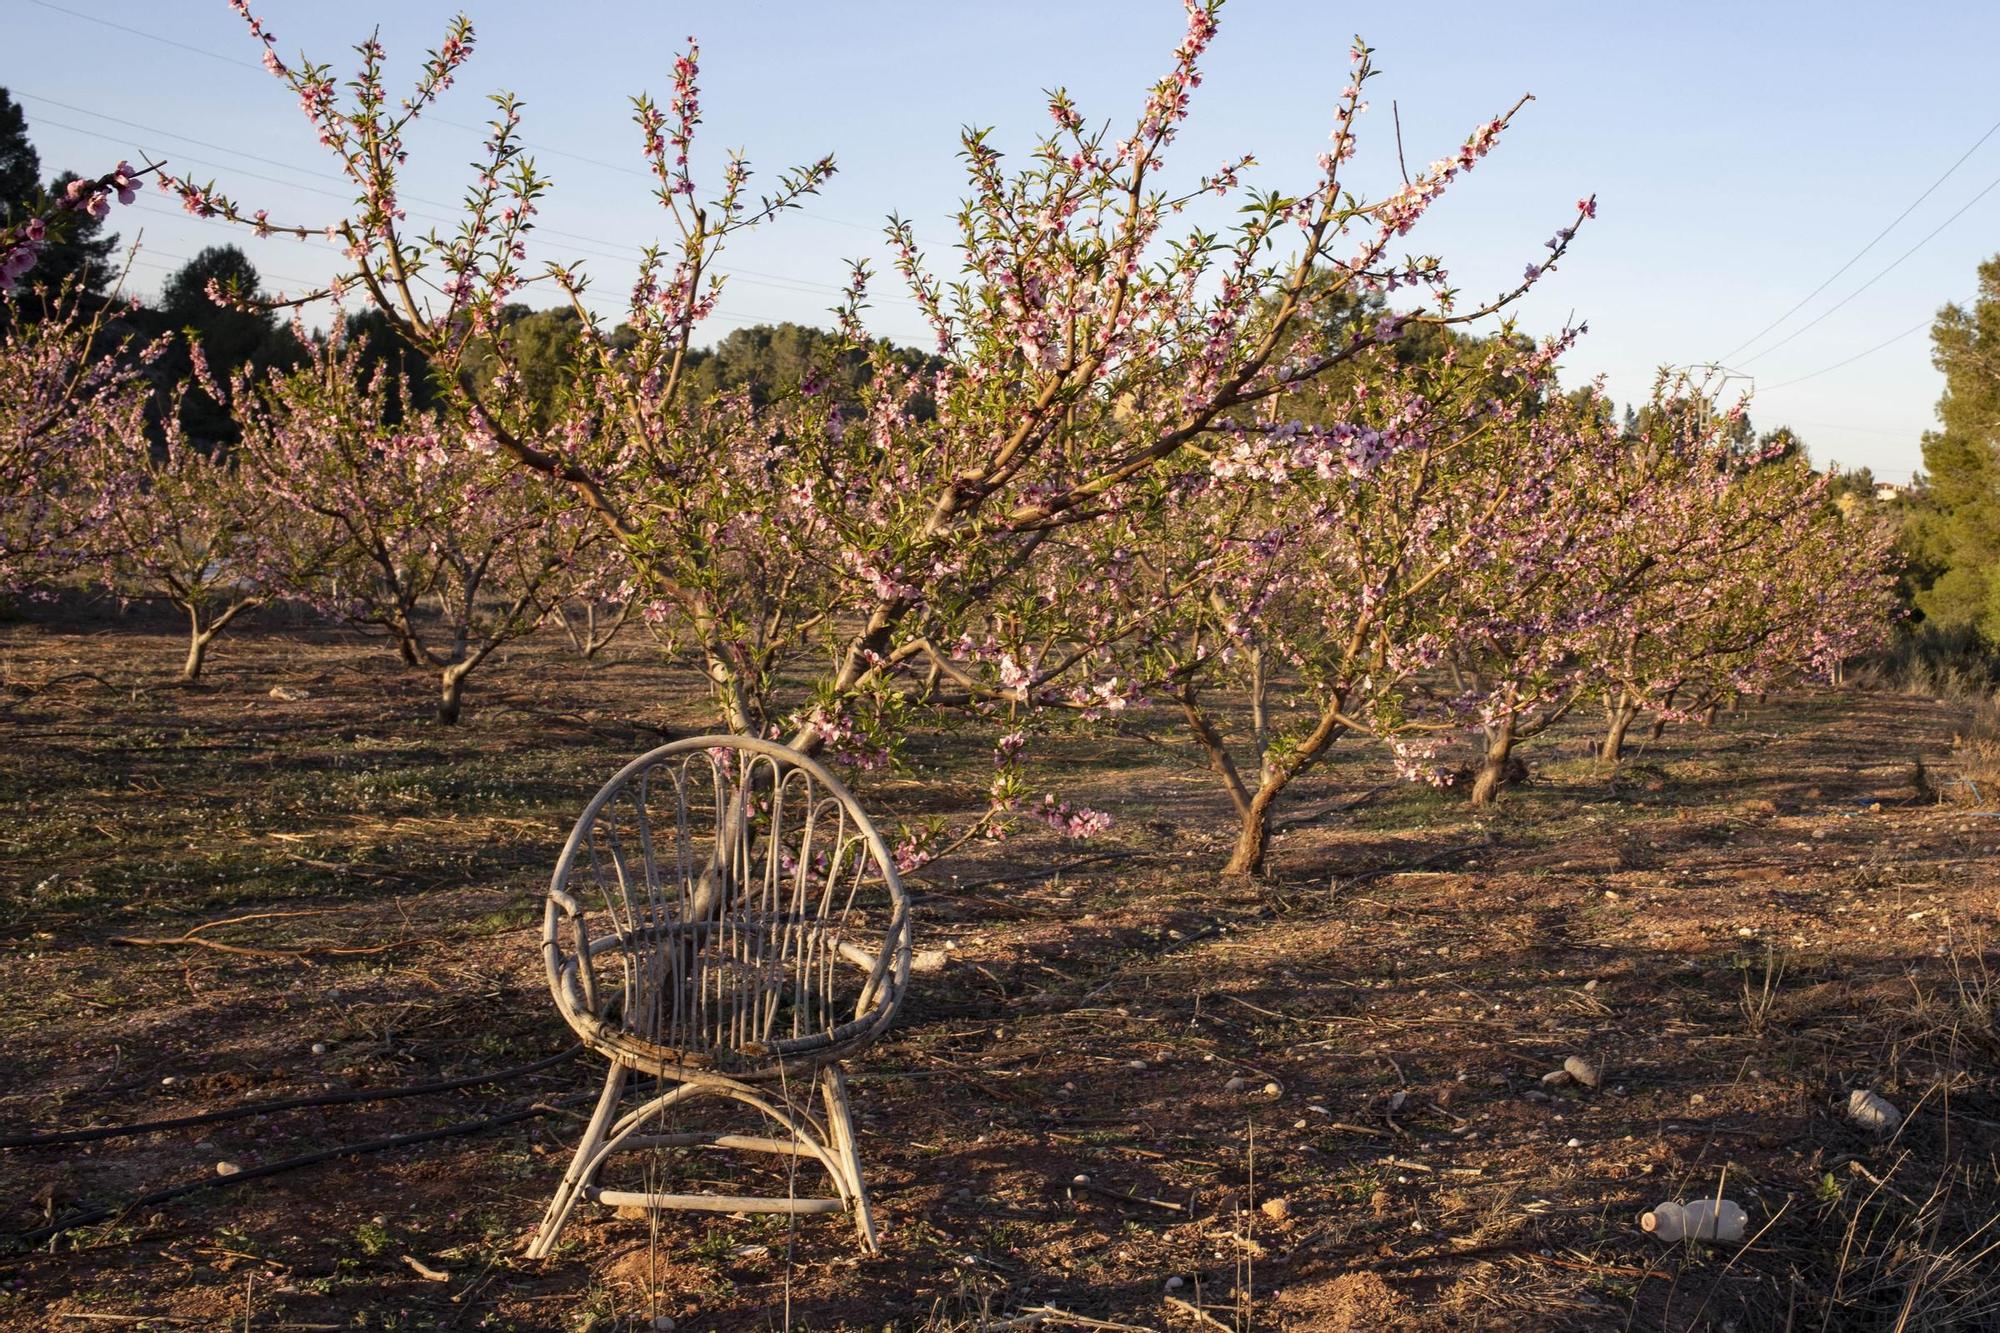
[543,736,912,1079]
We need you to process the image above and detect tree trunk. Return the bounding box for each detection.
[1222,785,1281,878]
[1652,685,1678,742]
[1600,701,1638,763]
[1248,647,1270,760]
[705,646,760,736]
[180,598,260,682]
[181,624,211,682]
[1702,700,1719,726]
[437,663,470,725]
[1470,719,1518,806]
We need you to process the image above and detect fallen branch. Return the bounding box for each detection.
[1163,1295,1234,1331]
[1014,1307,1162,1333]
[909,889,1065,921]
[1321,1121,1389,1138]
[1067,1178,1185,1213]
[56,1304,334,1329]
[6,670,119,699]
[928,850,1140,891]
[108,934,414,961]
[107,909,423,963]
[1530,1251,1673,1281]
[400,1253,450,1282]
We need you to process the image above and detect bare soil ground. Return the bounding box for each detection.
[2,602,1997,1332]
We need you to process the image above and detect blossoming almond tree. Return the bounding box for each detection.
[183,1,1580,691]
[73,355,287,681]
[1570,379,1763,761]
[0,286,155,595]
[776,30,1589,771]
[180,2,1588,863]
[235,333,590,723]
[1585,405,1899,761]
[1054,326,1607,872]
[1438,399,1668,805]
[547,535,638,661]
[1,168,158,596]
[163,5,840,728]
[1436,377,1896,797]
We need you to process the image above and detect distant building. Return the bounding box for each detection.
[1874,482,1905,502]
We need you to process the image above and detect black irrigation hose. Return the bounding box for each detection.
[0,1044,583,1150]
[10,1094,582,1249]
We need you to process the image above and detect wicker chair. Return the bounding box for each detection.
[527,736,912,1258]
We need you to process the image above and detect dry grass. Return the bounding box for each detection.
[1945,692,2000,808]
[1857,626,2000,809]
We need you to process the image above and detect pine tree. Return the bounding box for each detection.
[156,245,298,442]
[1,91,123,305]
[0,89,39,221]
[1913,256,2000,638]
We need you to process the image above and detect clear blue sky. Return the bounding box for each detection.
[10,1,2000,481]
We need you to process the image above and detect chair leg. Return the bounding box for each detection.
[527,1062,627,1259]
[531,1062,878,1257]
[820,1064,877,1252]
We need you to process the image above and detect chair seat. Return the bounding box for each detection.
[553,915,896,1080]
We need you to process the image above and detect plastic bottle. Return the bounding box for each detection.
[1640,1197,1747,1243]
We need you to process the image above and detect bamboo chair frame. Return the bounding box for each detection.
[528,736,912,1258]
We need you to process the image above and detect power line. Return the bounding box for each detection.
[19,93,924,309]
[123,251,323,291]
[29,0,262,70]
[18,92,352,186]
[1717,112,2000,364]
[1736,172,1999,369]
[1754,316,1932,392]
[118,197,934,341]
[24,0,914,241]
[18,0,1018,343]
[24,0,684,186]
[1779,416,1922,438]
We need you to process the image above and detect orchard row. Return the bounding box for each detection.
[0,1,1895,875]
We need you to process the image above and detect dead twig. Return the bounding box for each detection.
[400,1253,450,1282]
[1066,1177,1186,1213]
[1164,1294,1234,1330]
[108,933,417,962]
[921,849,1139,892]
[1014,1307,1162,1333]
[107,908,419,961]
[14,1093,589,1247]
[1321,1121,1389,1138]
[1273,782,1398,832]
